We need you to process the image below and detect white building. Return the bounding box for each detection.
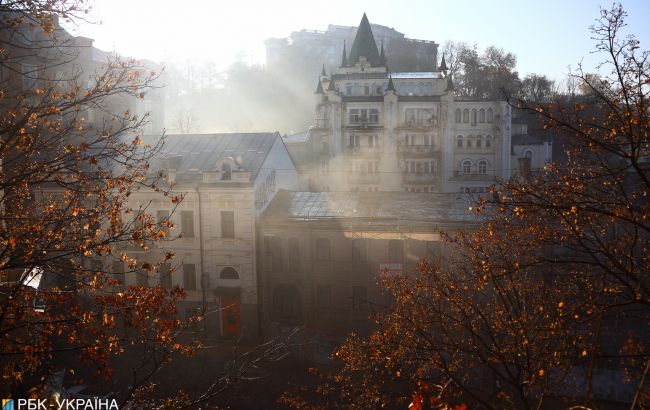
[285,13,551,194]
[120,133,298,338]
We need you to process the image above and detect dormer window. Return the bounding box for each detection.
[221,163,232,180]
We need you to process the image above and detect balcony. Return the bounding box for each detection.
[452,171,495,181]
[402,173,436,184]
[401,119,437,129]
[397,144,437,156]
[344,145,383,156]
[347,172,380,184]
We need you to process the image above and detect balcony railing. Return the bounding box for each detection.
[452,171,494,181]
[347,173,380,184]
[402,119,437,128]
[402,173,436,184]
[397,145,437,155]
[344,145,383,156]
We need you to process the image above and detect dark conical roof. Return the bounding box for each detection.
[386,73,395,92]
[315,78,324,94]
[321,64,327,77]
[379,40,386,64]
[348,13,381,67]
[340,40,347,67]
[439,54,448,72]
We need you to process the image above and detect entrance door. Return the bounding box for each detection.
[220,295,241,336]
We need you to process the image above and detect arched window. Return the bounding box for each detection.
[426,82,433,96]
[487,108,494,123]
[408,82,415,95]
[456,135,463,148]
[463,109,469,123]
[478,160,487,174]
[462,160,472,174]
[524,149,533,159]
[455,109,461,123]
[353,83,360,96]
[471,109,477,124]
[220,267,239,280]
[467,135,473,148]
[399,83,406,95]
[479,108,486,123]
[485,135,493,148]
[418,82,424,96]
[476,135,483,148]
[221,163,232,180]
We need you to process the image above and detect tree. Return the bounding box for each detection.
[521,73,555,103]
[0,0,201,401]
[332,4,648,409]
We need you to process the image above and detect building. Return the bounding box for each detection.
[284,13,551,194]
[110,133,298,339]
[265,19,438,73]
[257,190,474,348]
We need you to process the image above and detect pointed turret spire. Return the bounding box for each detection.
[321,64,327,77]
[439,54,448,73]
[380,40,386,64]
[386,73,395,92]
[348,13,381,67]
[340,40,347,67]
[327,77,336,92]
[445,74,455,92]
[315,78,324,94]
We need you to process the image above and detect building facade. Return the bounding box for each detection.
[257,191,473,347]
[284,14,551,194]
[111,133,299,339]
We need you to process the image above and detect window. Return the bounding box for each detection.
[183,264,196,290]
[457,136,463,148]
[346,84,352,95]
[316,238,331,261]
[487,108,494,123]
[160,263,172,290]
[479,108,486,123]
[273,285,301,322]
[112,261,125,285]
[462,160,472,174]
[476,135,483,148]
[405,108,434,126]
[364,83,370,95]
[220,267,239,280]
[221,163,232,180]
[288,238,300,272]
[368,135,379,147]
[352,239,366,262]
[524,149,533,159]
[463,109,469,123]
[418,82,424,95]
[353,83,360,96]
[352,286,367,310]
[317,285,331,309]
[348,134,359,147]
[519,157,532,178]
[157,210,169,237]
[181,211,194,238]
[388,240,403,263]
[471,109,477,125]
[429,161,436,174]
[467,136,473,148]
[478,160,487,174]
[349,108,379,125]
[455,109,461,123]
[486,135,493,148]
[22,64,37,91]
[221,211,234,238]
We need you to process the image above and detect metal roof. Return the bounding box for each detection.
[145,133,279,180]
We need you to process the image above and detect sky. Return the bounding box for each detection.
[71,0,650,82]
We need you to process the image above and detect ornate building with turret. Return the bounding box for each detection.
[284,13,551,193]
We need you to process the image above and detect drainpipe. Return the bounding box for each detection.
[196,187,207,337]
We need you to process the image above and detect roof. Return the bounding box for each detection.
[347,13,382,67]
[147,133,279,180]
[391,72,442,79]
[283,131,309,144]
[512,134,546,145]
[262,191,476,228]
